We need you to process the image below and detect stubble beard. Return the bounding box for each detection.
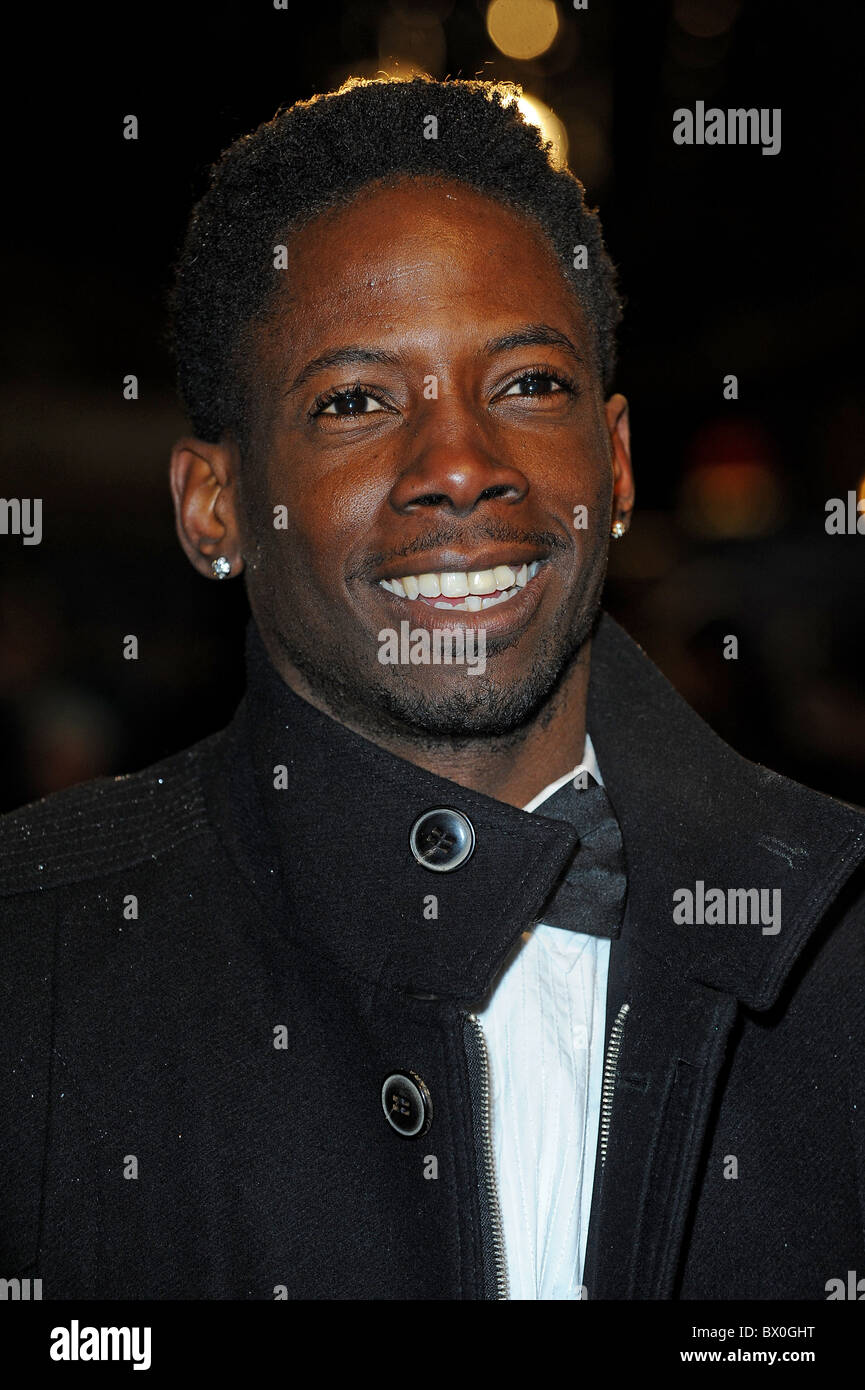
[268,566,606,753]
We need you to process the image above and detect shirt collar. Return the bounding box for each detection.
[523,734,602,813]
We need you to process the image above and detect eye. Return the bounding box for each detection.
[499,369,573,400]
[312,386,388,417]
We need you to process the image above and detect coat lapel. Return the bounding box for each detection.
[582,943,739,1298]
[580,614,865,1298]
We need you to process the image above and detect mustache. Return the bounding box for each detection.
[359,520,569,577]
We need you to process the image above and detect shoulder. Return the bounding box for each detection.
[0,731,225,898]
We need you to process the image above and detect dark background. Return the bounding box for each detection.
[2,0,863,811]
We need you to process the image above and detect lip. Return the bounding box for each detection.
[371,548,548,584]
[370,558,552,638]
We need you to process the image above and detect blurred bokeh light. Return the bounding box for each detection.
[673,0,742,39]
[678,421,786,539]
[486,0,560,60]
[511,91,569,168]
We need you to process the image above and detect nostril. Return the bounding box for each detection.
[479,484,517,502]
[412,493,449,507]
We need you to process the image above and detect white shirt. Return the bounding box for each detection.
[473,734,610,1300]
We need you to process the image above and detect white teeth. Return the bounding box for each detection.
[379,561,544,602]
[439,571,469,598]
[481,586,519,609]
[381,586,522,612]
[423,585,521,613]
[467,569,497,595]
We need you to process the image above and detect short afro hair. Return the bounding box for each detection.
[169,75,623,446]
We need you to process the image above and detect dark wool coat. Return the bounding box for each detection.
[2,614,864,1300]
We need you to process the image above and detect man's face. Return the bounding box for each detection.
[237,177,630,741]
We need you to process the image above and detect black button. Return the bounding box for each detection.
[381,1072,433,1138]
[409,808,475,872]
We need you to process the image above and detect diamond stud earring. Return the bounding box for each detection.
[610,520,627,539]
[211,556,232,579]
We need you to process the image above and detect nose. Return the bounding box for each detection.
[387,401,529,517]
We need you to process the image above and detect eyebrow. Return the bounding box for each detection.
[286,321,587,397]
[483,323,587,366]
[286,347,401,397]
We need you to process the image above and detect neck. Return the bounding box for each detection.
[268,642,591,811]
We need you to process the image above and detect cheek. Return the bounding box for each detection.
[258,447,386,583]
[574,418,615,513]
[545,447,611,524]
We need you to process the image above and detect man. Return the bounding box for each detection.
[1,76,863,1301]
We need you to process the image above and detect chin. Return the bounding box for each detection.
[362,622,588,741]
[274,600,598,744]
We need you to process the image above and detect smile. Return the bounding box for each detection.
[378,560,542,612]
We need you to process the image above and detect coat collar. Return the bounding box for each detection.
[202,614,865,1010]
[587,615,865,1010]
[202,620,580,1002]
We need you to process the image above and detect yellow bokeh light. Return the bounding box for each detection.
[510,93,569,169]
[486,0,560,61]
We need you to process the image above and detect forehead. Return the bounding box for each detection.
[271,178,586,351]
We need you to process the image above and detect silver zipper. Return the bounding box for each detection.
[599,1002,630,1168]
[465,1012,509,1300]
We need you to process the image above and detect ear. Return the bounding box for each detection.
[604,393,635,532]
[169,436,245,580]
